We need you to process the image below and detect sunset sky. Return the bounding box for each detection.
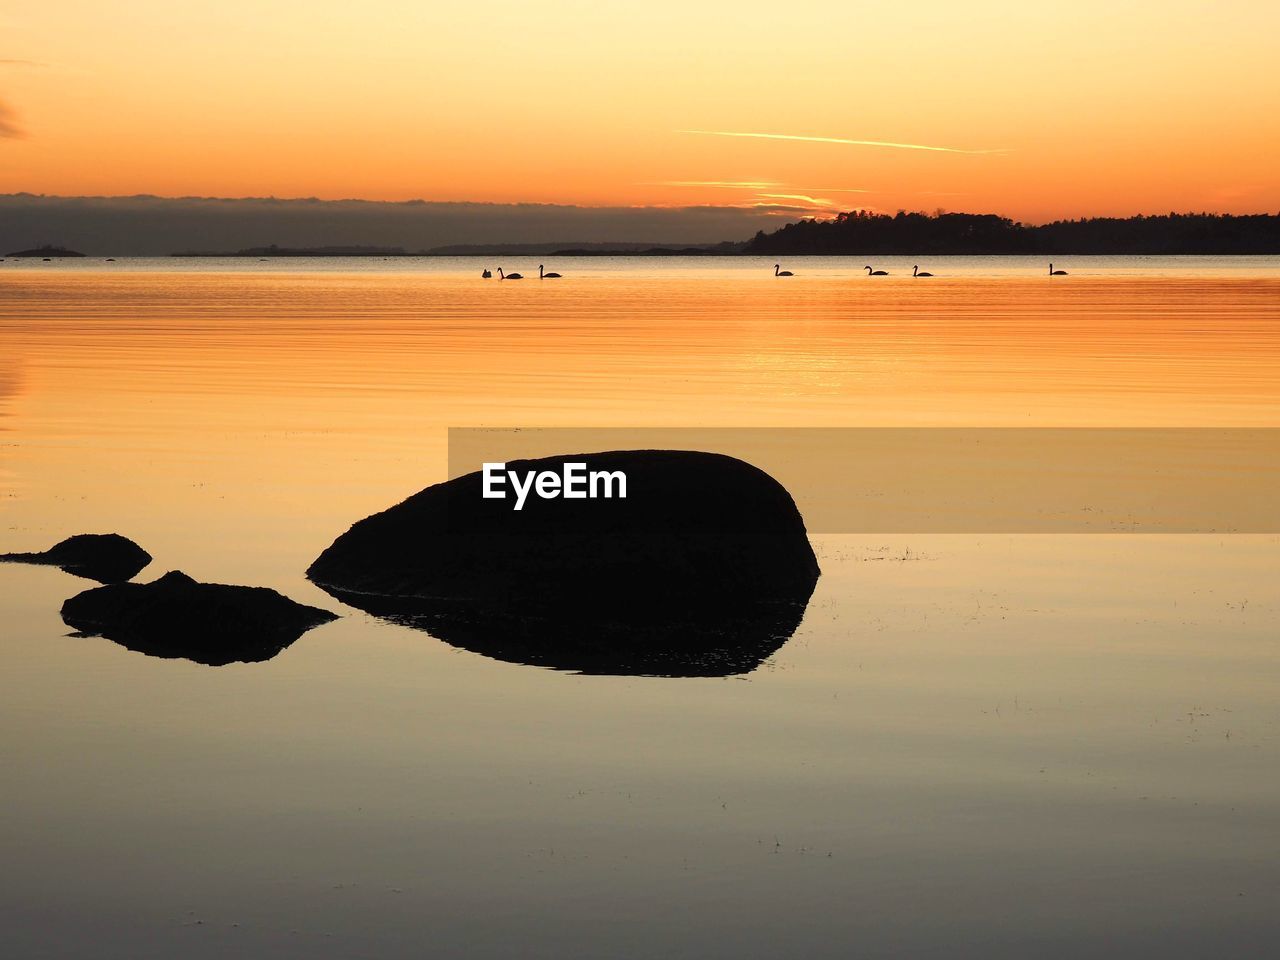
[2,0,1278,222]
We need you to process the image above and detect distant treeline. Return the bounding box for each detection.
[744,211,1280,255]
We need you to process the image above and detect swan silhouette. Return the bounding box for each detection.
[482,268,492,278]
[1049,263,1068,276]
[498,268,523,280]
[774,264,794,276]
[539,265,562,279]
[865,265,888,276]
[913,265,933,277]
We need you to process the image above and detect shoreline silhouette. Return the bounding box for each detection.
[744,210,1280,255]
[5,208,1280,259]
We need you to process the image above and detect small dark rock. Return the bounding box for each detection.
[61,570,338,665]
[0,533,152,583]
[307,450,819,676]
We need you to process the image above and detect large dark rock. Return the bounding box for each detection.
[61,570,338,665]
[308,450,819,675]
[1,533,152,583]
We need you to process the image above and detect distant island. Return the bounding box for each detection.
[743,211,1280,255]
[5,245,86,257]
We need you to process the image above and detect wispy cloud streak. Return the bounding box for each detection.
[0,100,22,138]
[758,193,835,206]
[650,180,784,189]
[679,129,1002,155]
[653,179,870,195]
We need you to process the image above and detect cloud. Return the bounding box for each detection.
[0,59,47,67]
[654,180,870,195]
[653,179,871,212]
[757,193,837,206]
[651,180,784,189]
[679,129,1002,155]
[0,100,21,138]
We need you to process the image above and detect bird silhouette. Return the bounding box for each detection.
[865,265,888,276]
[1049,263,1068,276]
[482,268,492,278]
[539,265,562,279]
[498,268,523,280]
[774,264,794,276]
[913,265,933,277]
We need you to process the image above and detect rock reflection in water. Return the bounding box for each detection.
[324,583,815,677]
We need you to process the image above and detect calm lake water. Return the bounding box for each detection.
[2,257,1279,957]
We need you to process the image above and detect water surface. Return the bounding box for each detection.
[2,258,1278,957]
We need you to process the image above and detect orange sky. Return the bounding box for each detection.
[1,0,1278,222]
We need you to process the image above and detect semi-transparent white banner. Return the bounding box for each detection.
[448,428,1280,533]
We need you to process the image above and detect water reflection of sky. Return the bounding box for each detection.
[0,269,1278,958]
